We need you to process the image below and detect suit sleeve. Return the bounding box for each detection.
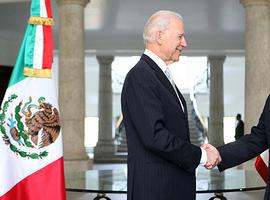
[122,68,201,172]
[218,96,270,171]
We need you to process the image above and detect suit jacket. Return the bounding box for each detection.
[121,54,202,200]
[218,95,270,200]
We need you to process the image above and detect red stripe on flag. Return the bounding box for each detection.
[255,155,269,183]
[0,157,66,200]
[45,0,52,18]
[42,25,53,70]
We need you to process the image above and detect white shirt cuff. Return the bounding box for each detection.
[199,147,207,166]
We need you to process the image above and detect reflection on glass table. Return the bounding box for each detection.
[65,166,266,200]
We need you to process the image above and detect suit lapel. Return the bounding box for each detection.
[175,86,189,141]
[141,54,186,114]
[175,87,187,116]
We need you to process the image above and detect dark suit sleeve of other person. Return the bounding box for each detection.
[121,60,201,173]
[218,95,270,171]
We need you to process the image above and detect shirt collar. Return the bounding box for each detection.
[144,49,167,73]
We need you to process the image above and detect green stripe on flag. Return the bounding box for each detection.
[25,24,36,69]
[8,26,31,87]
[30,0,40,16]
[9,0,42,87]
[9,24,37,87]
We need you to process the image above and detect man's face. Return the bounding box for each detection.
[160,18,187,63]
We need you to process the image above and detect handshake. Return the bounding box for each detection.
[201,144,222,169]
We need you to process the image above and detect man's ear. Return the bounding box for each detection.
[156,31,163,45]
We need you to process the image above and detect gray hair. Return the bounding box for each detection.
[143,10,183,44]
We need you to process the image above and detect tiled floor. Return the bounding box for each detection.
[67,159,266,200]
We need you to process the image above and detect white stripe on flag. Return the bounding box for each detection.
[40,0,48,17]
[261,150,269,164]
[33,25,44,69]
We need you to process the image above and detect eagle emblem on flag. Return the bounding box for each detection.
[0,94,60,159]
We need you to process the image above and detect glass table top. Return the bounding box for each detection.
[65,165,266,194]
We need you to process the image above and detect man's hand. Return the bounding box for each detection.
[201,144,222,169]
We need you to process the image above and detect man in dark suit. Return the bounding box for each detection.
[204,96,270,199]
[121,10,221,200]
[234,113,244,140]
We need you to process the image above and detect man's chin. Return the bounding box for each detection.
[173,56,180,62]
[173,54,181,62]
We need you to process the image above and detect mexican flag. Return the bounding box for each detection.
[0,0,66,199]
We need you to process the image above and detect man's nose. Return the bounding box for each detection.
[181,36,187,47]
